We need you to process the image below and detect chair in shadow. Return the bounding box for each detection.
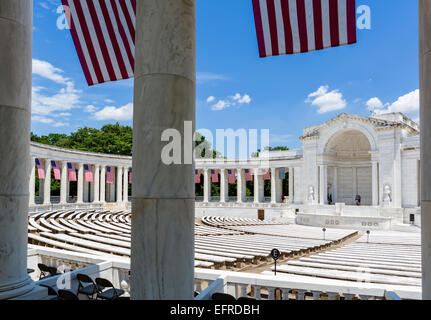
[77,273,101,300]
[95,278,125,300]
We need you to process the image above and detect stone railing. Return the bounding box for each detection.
[193,269,420,300]
[29,203,104,214]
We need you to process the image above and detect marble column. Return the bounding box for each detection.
[203,169,211,203]
[237,169,246,203]
[94,165,100,203]
[270,168,279,203]
[0,0,34,299]
[29,157,35,206]
[288,167,294,204]
[43,160,52,205]
[254,168,264,203]
[116,166,123,204]
[333,167,338,203]
[420,0,431,299]
[77,163,84,204]
[352,167,358,201]
[372,162,379,206]
[220,169,229,203]
[60,161,68,204]
[100,166,106,203]
[123,166,128,203]
[319,165,328,205]
[130,0,195,299]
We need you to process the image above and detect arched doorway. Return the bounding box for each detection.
[324,129,372,205]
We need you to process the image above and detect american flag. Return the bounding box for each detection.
[252,0,356,57]
[61,0,136,86]
[84,164,94,182]
[51,161,61,180]
[263,168,271,180]
[35,159,45,179]
[106,166,115,184]
[195,170,201,184]
[129,168,132,184]
[67,163,77,181]
[245,169,254,182]
[211,169,219,183]
[279,167,286,179]
[228,170,236,184]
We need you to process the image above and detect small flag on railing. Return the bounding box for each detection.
[195,169,202,184]
[263,168,271,180]
[51,161,61,180]
[279,167,286,179]
[35,159,45,179]
[84,164,94,182]
[252,0,356,58]
[211,169,219,183]
[106,166,115,184]
[228,169,236,184]
[67,163,77,181]
[245,169,254,181]
[129,168,132,184]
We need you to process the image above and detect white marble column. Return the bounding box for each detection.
[254,168,264,203]
[288,167,294,204]
[94,165,100,203]
[271,168,281,203]
[237,169,246,203]
[77,163,84,204]
[0,0,34,299]
[220,169,229,203]
[420,0,431,299]
[333,167,338,203]
[29,157,35,206]
[60,161,68,204]
[100,166,106,203]
[116,166,123,204]
[203,169,211,203]
[123,166,128,203]
[43,160,52,205]
[319,165,328,205]
[372,162,379,206]
[130,0,195,299]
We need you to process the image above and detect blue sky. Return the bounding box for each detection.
[32,0,419,151]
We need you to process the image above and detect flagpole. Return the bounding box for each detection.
[420,0,431,300]
[130,0,196,299]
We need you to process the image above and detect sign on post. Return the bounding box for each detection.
[271,249,281,276]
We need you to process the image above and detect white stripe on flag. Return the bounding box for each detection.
[288,0,300,53]
[338,0,348,45]
[321,0,331,48]
[304,0,316,52]
[115,0,135,55]
[259,0,272,57]
[67,0,98,84]
[274,0,286,55]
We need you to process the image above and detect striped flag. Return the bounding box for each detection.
[67,163,77,181]
[263,168,271,180]
[279,167,286,179]
[106,166,115,184]
[245,169,254,182]
[35,159,45,179]
[228,170,236,184]
[84,164,94,182]
[211,169,219,183]
[51,161,61,180]
[195,170,201,184]
[61,0,136,86]
[129,168,132,184]
[252,0,356,57]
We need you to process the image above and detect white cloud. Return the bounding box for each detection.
[104,99,115,104]
[211,100,230,111]
[367,90,419,116]
[94,103,133,121]
[232,93,252,104]
[32,59,70,85]
[206,96,216,103]
[85,105,98,113]
[366,97,385,111]
[306,85,347,114]
[197,72,228,84]
[210,93,252,111]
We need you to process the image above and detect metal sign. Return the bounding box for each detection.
[271,249,281,276]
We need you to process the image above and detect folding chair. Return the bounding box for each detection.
[95,278,125,300]
[76,274,100,300]
[58,290,79,300]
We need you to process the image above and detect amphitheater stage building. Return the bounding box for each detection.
[29,112,421,232]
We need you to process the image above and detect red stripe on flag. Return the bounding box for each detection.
[119,0,135,43]
[62,0,94,86]
[252,0,267,58]
[98,0,129,80]
[266,0,279,56]
[280,0,294,54]
[329,0,340,47]
[131,0,137,14]
[346,0,356,44]
[312,0,324,50]
[296,0,308,53]
[73,0,105,84]
[86,0,117,82]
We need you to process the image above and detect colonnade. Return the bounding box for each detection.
[29,157,131,206]
[197,167,295,204]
